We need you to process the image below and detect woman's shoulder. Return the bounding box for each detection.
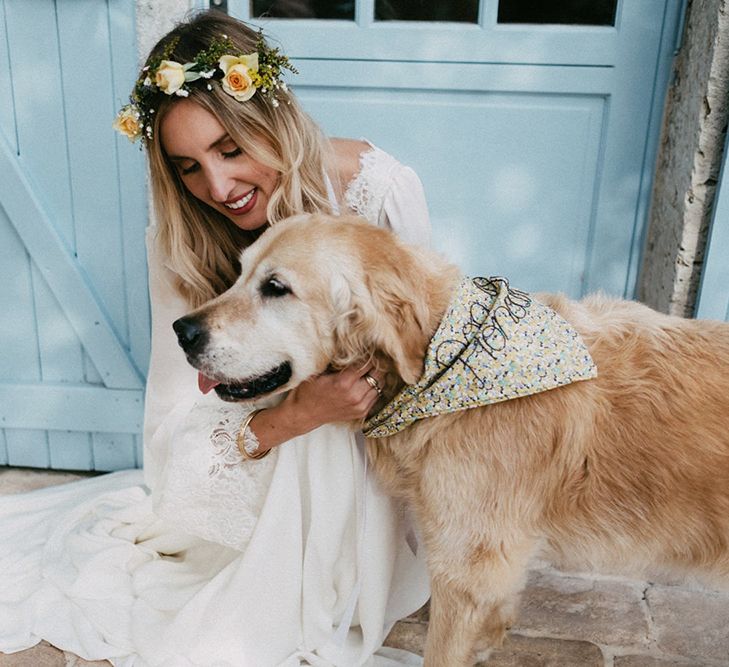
[330,137,373,187]
[330,137,405,225]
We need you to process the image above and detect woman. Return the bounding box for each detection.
[0,10,430,666]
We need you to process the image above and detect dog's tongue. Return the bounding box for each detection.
[197,372,221,395]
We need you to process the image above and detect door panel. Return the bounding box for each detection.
[299,79,604,295]
[233,0,623,65]
[1,0,148,470]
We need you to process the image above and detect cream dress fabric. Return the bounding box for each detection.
[0,144,431,667]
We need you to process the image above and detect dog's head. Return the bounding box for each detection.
[172,213,460,403]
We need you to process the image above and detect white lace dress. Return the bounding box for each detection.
[0,144,432,667]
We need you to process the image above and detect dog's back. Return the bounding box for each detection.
[374,293,729,586]
[534,294,729,581]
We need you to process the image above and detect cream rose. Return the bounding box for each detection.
[112,106,142,142]
[219,53,259,101]
[155,60,185,95]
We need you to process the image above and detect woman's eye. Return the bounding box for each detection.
[222,147,242,159]
[180,162,199,176]
[261,276,291,298]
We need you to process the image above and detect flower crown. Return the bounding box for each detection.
[113,32,297,143]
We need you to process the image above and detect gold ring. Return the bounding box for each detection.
[364,373,382,396]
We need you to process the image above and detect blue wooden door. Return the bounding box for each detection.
[0,0,688,471]
[0,0,148,470]
[233,0,685,298]
[696,133,729,322]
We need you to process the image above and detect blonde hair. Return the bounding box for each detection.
[145,11,334,307]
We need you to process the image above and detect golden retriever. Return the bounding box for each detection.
[173,213,729,666]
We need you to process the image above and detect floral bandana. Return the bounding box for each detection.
[363,276,598,438]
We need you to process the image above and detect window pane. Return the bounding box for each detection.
[252,0,354,19]
[375,0,479,23]
[497,0,617,26]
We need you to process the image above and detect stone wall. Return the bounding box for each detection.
[135,0,198,65]
[638,0,729,316]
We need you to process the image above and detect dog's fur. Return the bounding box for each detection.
[176,214,729,666]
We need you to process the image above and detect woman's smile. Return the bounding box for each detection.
[224,187,257,214]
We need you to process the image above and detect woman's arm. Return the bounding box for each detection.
[246,365,381,453]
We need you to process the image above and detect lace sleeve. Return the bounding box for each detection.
[344,146,401,227]
[344,143,432,246]
[152,398,277,551]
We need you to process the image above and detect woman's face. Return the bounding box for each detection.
[160,99,278,231]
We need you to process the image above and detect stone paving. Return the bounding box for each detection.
[1,467,728,666]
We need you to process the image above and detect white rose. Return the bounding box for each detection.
[155,60,186,95]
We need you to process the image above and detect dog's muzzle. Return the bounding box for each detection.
[172,315,294,401]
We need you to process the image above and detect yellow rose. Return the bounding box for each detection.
[112,106,142,142]
[219,53,259,101]
[155,60,185,95]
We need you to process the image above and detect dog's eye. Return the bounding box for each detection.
[261,276,291,298]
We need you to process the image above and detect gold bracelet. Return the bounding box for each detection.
[236,409,270,460]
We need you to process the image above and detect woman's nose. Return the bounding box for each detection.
[205,165,233,203]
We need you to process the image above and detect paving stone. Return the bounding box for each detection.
[385,623,606,666]
[63,654,111,666]
[0,641,66,666]
[0,644,110,667]
[615,655,704,666]
[516,569,649,647]
[480,634,604,667]
[384,619,427,655]
[0,468,95,495]
[646,585,729,663]
[402,600,430,623]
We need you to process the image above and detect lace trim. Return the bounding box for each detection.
[153,403,276,551]
[343,144,400,226]
[209,413,245,477]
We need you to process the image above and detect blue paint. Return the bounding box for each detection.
[49,431,93,471]
[5,430,49,469]
[1,0,145,471]
[0,384,144,433]
[696,132,729,322]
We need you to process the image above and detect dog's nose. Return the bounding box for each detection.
[172,315,208,356]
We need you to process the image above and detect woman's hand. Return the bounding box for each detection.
[246,365,383,453]
[285,365,383,433]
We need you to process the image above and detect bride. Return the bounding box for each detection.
[0,10,431,667]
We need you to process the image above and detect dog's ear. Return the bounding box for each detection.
[365,267,431,384]
[328,257,430,385]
